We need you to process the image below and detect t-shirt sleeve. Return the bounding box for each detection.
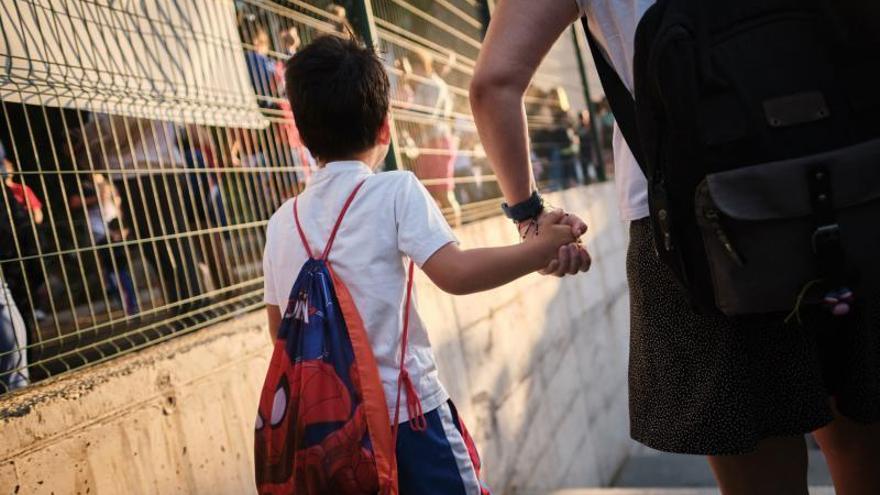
[395,173,458,267]
[262,223,280,306]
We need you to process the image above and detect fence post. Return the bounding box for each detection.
[479,0,492,34]
[346,0,403,171]
[570,24,607,182]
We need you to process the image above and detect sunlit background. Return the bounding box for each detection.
[0,0,612,393]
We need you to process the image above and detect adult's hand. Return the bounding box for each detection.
[519,209,592,276]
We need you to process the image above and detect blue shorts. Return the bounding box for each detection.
[396,400,492,495]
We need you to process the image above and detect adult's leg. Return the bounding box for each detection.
[110,243,139,315]
[627,217,830,489]
[707,435,809,495]
[0,280,29,391]
[812,405,880,495]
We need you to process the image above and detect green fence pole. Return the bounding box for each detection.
[345,0,403,171]
[479,0,492,35]
[570,24,606,182]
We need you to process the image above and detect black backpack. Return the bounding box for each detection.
[584,0,880,317]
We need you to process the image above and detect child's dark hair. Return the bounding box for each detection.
[285,35,390,163]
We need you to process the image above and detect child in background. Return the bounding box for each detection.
[3,154,47,323]
[262,36,584,494]
[70,174,139,315]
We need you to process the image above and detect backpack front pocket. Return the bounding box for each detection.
[695,138,880,316]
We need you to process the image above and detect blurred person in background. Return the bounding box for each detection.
[227,127,279,219]
[180,125,225,228]
[596,97,615,159]
[3,157,43,226]
[80,115,203,308]
[245,26,279,109]
[275,26,316,187]
[410,50,462,227]
[179,125,233,290]
[536,87,578,191]
[0,140,30,392]
[551,89,580,190]
[576,109,598,183]
[0,144,44,327]
[69,174,139,315]
[393,55,417,105]
[327,3,355,35]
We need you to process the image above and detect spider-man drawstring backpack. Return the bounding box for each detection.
[254,180,424,495]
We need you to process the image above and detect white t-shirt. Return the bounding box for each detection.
[576,0,655,221]
[262,161,458,423]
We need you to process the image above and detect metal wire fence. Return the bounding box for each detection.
[0,0,610,394]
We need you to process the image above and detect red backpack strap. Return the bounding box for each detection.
[292,179,366,260]
[384,259,422,495]
[321,180,367,260]
[328,264,397,493]
[390,259,426,436]
[293,197,315,258]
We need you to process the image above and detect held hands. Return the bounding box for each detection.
[519,209,591,276]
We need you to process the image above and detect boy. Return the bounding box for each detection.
[262,36,582,494]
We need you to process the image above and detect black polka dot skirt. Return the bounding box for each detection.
[627,218,880,455]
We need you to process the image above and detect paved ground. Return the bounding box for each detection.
[547,489,835,495]
[535,441,836,495]
[612,447,833,488]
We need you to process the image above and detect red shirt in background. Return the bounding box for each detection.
[7,182,42,211]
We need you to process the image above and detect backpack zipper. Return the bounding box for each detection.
[704,207,745,266]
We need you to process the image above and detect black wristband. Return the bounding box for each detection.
[501,190,544,222]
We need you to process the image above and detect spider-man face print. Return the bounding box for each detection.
[255,355,353,485]
[254,261,382,495]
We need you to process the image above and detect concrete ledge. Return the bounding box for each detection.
[0,311,271,494]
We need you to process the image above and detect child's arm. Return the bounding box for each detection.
[422,210,578,295]
[266,304,281,341]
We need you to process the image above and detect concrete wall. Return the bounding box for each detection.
[0,183,633,495]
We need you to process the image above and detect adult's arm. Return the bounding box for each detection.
[470,0,581,204]
[470,0,589,275]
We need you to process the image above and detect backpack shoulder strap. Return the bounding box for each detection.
[293,196,315,258]
[387,258,424,493]
[292,178,367,260]
[581,19,648,174]
[321,180,367,260]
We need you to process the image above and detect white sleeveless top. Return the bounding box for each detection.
[576,0,655,221]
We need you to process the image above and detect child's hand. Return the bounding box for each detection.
[521,210,579,263]
[536,224,579,259]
